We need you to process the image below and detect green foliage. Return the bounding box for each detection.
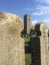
[25,54,31,65]
[22,35,30,42]
[22,34,31,65]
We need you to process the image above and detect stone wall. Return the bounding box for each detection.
[0,12,25,65]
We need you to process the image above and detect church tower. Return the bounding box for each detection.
[24,14,31,34]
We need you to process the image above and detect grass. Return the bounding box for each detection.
[22,34,31,65]
[25,54,31,65]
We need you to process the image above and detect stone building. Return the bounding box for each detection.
[24,14,31,34]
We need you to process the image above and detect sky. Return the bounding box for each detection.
[0,0,49,27]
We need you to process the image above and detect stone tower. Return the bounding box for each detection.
[31,23,49,65]
[24,14,31,34]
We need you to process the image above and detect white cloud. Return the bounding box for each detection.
[43,18,49,27]
[25,5,49,16]
[32,18,49,24]
[35,0,49,3]
[32,5,49,15]
[31,18,49,27]
[32,20,38,25]
[43,18,49,23]
[25,8,33,11]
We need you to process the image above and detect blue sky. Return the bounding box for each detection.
[0,0,49,27]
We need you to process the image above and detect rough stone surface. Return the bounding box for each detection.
[40,23,48,65]
[31,23,49,65]
[24,14,31,34]
[0,12,25,65]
